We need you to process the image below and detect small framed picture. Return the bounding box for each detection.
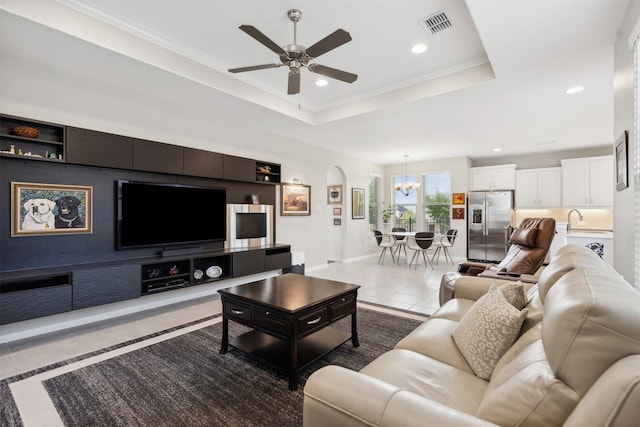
[351,188,365,219]
[452,207,465,220]
[333,207,342,215]
[11,182,93,236]
[251,194,260,204]
[327,184,342,204]
[452,193,465,205]
[333,218,341,225]
[281,183,311,216]
[615,130,628,191]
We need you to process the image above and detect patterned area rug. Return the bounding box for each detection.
[1,305,426,427]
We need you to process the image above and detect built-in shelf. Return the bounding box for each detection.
[256,161,281,184]
[0,114,66,161]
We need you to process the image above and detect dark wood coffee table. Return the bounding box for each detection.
[218,273,360,390]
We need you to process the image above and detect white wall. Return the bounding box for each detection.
[613,2,639,284]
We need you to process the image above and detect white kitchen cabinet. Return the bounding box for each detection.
[515,167,561,208]
[470,164,516,191]
[561,156,613,207]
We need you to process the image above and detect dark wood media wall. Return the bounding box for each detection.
[0,114,291,325]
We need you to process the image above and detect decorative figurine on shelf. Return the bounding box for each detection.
[17,149,24,155]
[9,145,15,154]
[50,153,57,159]
[169,265,180,275]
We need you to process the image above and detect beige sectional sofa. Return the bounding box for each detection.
[303,245,640,427]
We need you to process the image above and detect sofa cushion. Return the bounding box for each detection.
[360,349,488,416]
[452,285,528,380]
[395,317,475,374]
[476,324,581,426]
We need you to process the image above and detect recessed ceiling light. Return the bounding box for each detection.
[315,79,328,87]
[493,147,502,152]
[411,43,428,54]
[565,86,584,94]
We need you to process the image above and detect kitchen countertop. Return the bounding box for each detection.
[565,229,613,238]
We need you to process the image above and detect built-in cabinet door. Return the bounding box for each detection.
[224,155,255,182]
[491,166,516,190]
[516,168,561,208]
[470,164,516,191]
[561,156,612,207]
[515,170,538,208]
[589,158,614,207]
[536,168,562,207]
[133,139,184,175]
[66,127,133,169]
[470,168,494,191]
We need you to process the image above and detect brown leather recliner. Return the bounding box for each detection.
[439,217,556,305]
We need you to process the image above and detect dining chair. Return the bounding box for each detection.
[373,230,396,265]
[431,229,458,265]
[391,227,408,261]
[407,231,434,269]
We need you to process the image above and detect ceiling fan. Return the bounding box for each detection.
[228,9,358,95]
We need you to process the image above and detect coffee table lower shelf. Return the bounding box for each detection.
[229,327,352,377]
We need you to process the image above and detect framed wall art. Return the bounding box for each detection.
[333,218,341,225]
[452,207,465,220]
[327,184,342,204]
[351,188,365,219]
[11,181,93,236]
[452,193,465,205]
[615,130,628,191]
[333,207,342,215]
[281,183,311,216]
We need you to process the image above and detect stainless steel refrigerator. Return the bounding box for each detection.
[467,191,514,263]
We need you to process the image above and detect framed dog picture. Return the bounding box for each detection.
[11,182,93,236]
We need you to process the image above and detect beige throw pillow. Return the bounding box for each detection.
[498,281,527,310]
[452,285,528,380]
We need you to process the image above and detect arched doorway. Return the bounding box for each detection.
[327,166,346,262]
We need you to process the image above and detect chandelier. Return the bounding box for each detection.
[394,155,420,196]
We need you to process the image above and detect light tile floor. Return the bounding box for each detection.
[0,251,460,381]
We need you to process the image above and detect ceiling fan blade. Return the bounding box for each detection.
[228,64,281,73]
[239,25,286,55]
[305,29,352,59]
[288,70,301,95]
[308,64,358,83]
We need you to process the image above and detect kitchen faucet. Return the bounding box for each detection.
[567,209,583,233]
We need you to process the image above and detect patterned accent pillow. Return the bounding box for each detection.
[452,285,528,380]
[498,281,526,310]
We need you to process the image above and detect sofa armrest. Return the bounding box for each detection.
[303,365,499,427]
[458,261,490,276]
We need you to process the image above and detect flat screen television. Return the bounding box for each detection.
[117,180,226,249]
[236,213,267,239]
[225,204,273,248]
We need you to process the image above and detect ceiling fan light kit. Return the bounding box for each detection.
[228,9,358,95]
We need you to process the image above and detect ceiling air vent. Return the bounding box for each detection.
[420,11,452,35]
